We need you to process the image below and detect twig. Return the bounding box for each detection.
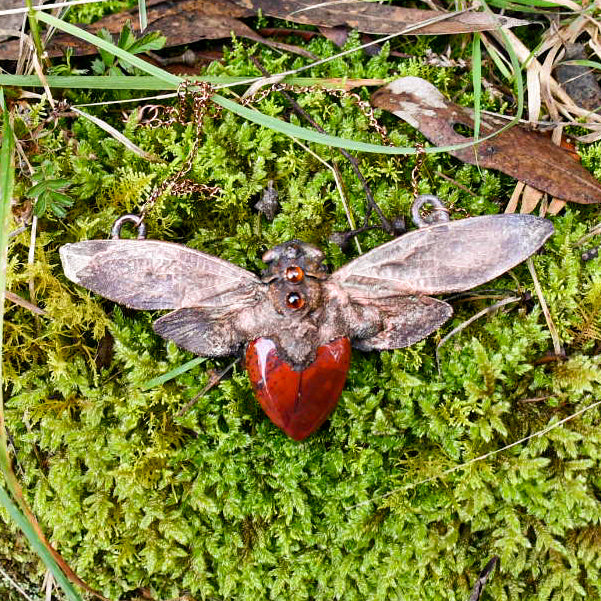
[177,360,238,417]
[435,171,479,197]
[289,137,362,254]
[518,395,554,404]
[251,58,393,235]
[27,215,40,334]
[5,291,46,315]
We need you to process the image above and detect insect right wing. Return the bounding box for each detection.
[350,296,453,351]
[328,214,553,351]
[330,214,553,302]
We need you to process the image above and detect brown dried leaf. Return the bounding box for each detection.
[0,0,315,60]
[231,0,528,35]
[371,77,601,205]
[555,44,601,112]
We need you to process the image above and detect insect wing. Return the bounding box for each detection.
[152,307,251,357]
[60,239,262,310]
[352,296,453,351]
[330,215,553,301]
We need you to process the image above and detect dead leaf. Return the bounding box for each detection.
[555,43,601,112]
[0,0,28,42]
[0,0,316,60]
[231,0,529,35]
[371,77,601,205]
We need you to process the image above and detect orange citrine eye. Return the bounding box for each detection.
[286,292,305,309]
[285,265,304,283]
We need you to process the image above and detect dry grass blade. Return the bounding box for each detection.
[527,257,563,357]
[496,28,601,125]
[0,564,36,601]
[71,107,161,161]
[177,360,239,416]
[0,0,106,16]
[5,291,46,315]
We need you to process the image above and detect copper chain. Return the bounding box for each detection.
[411,142,426,199]
[139,80,426,218]
[139,81,221,219]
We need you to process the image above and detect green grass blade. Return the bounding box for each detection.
[32,11,525,156]
[481,36,512,81]
[0,74,383,90]
[504,33,525,121]
[481,0,525,122]
[472,33,482,141]
[0,487,83,601]
[36,12,180,86]
[561,59,601,70]
[140,357,206,390]
[0,92,14,456]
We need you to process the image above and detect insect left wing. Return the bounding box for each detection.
[61,240,267,357]
[60,239,263,310]
[330,214,553,302]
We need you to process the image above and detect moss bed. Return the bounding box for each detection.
[3,24,601,601]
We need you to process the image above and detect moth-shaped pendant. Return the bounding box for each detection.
[60,211,553,440]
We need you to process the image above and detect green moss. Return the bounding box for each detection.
[4,28,601,601]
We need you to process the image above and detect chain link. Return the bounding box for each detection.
[138,81,425,221]
[411,141,426,199]
[139,81,222,219]
[242,83,390,144]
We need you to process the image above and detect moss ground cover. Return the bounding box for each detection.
[3,20,601,601]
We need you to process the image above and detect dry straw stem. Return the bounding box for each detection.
[0,0,106,15]
[5,291,46,316]
[0,30,54,107]
[0,563,37,601]
[494,26,601,127]
[218,9,472,91]
[527,257,563,358]
[71,107,162,161]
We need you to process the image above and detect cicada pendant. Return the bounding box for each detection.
[60,202,553,440]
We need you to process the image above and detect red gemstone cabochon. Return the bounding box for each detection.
[245,337,352,440]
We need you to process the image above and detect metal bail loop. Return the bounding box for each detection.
[110,214,147,240]
[411,194,450,228]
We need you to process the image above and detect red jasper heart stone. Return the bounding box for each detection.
[245,337,352,440]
